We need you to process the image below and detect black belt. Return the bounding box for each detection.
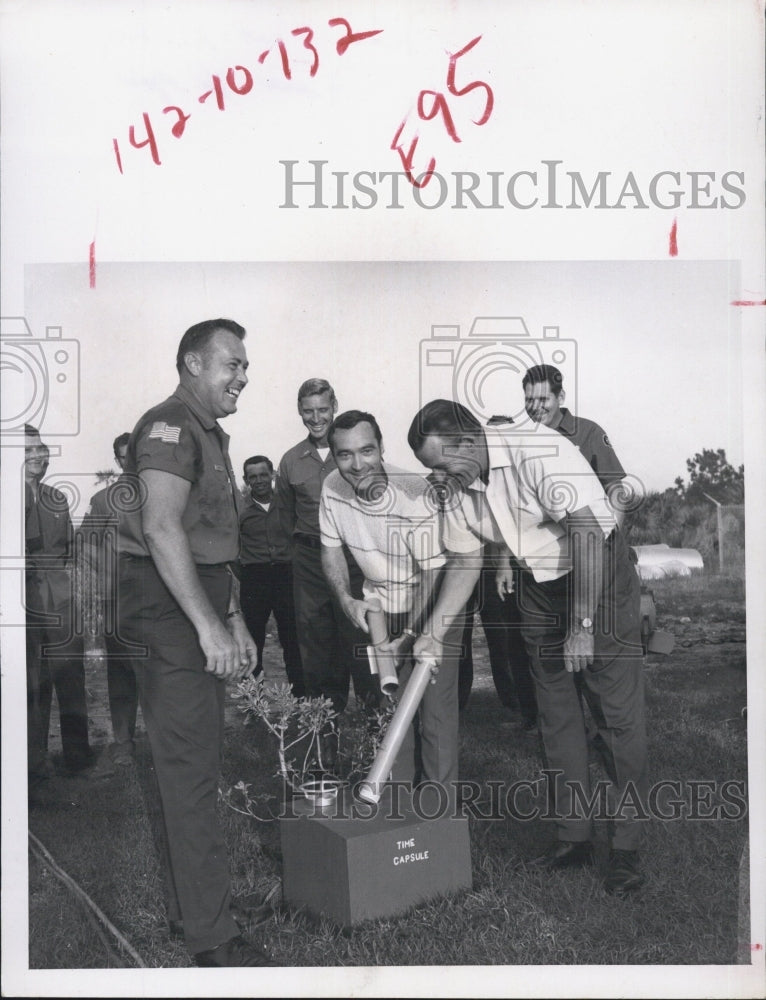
[294,533,321,550]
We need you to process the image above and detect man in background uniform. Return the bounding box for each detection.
[25,424,93,784]
[522,364,628,516]
[276,379,377,716]
[80,432,140,774]
[239,454,303,695]
[117,318,276,967]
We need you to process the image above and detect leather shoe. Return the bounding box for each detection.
[529,840,595,870]
[605,849,646,895]
[194,934,278,967]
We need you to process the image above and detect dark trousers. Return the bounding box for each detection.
[102,599,139,749]
[292,540,378,713]
[27,601,90,771]
[118,557,239,955]
[240,561,304,696]
[459,566,538,723]
[517,531,648,851]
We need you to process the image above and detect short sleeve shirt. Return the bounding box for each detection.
[239,498,291,565]
[276,438,338,538]
[555,408,626,491]
[442,427,616,582]
[320,465,446,614]
[119,383,240,564]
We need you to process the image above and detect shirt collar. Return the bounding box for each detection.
[556,407,576,434]
[300,437,330,459]
[173,383,218,431]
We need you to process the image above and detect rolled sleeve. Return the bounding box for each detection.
[135,420,197,482]
[441,500,486,555]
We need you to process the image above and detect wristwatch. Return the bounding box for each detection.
[576,616,594,633]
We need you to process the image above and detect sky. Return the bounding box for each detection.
[18,258,742,521]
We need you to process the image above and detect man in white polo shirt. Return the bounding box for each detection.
[319,409,461,791]
[407,399,647,896]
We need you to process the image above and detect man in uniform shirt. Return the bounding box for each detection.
[118,319,275,966]
[276,379,377,715]
[522,364,628,514]
[25,425,93,782]
[319,410,460,790]
[80,432,140,771]
[239,455,303,695]
[408,399,647,896]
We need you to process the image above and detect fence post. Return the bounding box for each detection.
[702,492,724,574]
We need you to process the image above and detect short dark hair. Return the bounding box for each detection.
[297,378,336,407]
[113,432,130,457]
[176,319,246,374]
[243,455,273,475]
[327,411,382,453]
[522,364,564,396]
[25,423,40,437]
[407,399,482,453]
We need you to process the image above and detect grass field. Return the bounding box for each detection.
[27,573,749,971]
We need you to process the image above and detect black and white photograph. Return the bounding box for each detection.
[1,3,764,999]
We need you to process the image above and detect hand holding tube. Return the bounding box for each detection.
[366,600,399,695]
[357,654,439,804]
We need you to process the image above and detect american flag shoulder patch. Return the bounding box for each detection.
[148,421,182,444]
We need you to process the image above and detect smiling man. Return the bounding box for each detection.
[408,398,648,897]
[319,411,458,790]
[117,319,275,966]
[276,380,378,721]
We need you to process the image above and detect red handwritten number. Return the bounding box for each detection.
[112,139,124,174]
[226,65,254,95]
[259,40,291,79]
[129,113,161,166]
[446,35,493,124]
[393,34,494,186]
[390,120,435,189]
[199,75,226,109]
[162,106,191,138]
[328,17,383,55]
[291,27,319,76]
[417,91,460,142]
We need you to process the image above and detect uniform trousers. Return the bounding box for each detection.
[458,565,538,722]
[118,556,238,955]
[240,561,304,696]
[517,530,648,851]
[100,598,140,752]
[292,538,378,713]
[27,600,91,771]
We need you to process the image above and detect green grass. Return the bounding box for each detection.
[28,574,749,969]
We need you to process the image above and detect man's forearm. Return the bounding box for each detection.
[568,514,605,624]
[408,568,438,635]
[423,553,481,643]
